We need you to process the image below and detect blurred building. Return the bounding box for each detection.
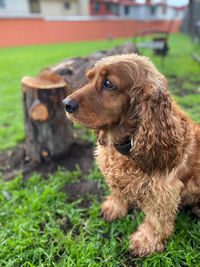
[0,0,186,20]
[40,0,90,16]
[0,0,30,16]
[0,0,90,17]
[0,0,187,47]
[90,0,186,21]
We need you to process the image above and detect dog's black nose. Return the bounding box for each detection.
[63,98,79,113]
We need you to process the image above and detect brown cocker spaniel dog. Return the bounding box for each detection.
[63,53,200,257]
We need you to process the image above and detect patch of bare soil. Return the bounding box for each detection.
[168,75,200,96]
[0,139,105,209]
[63,180,104,208]
[0,139,94,181]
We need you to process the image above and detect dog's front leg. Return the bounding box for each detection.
[101,192,129,222]
[130,178,183,257]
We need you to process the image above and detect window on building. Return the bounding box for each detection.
[150,6,156,15]
[106,3,111,12]
[29,0,40,13]
[93,2,100,12]
[0,0,6,8]
[64,2,71,9]
[112,4,119,15]
[124,5,130,15]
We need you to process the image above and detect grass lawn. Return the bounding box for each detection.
[0,33,200,266]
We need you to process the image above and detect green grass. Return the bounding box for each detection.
[0,33,200,266]
[0,168,200,266]
[135,33,200,76]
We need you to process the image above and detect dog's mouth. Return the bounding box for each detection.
[66,112,110,130]
[66,112,83,126]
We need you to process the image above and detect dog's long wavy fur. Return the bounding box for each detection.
[65,53,200,257]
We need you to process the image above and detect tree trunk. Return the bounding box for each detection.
[188,0,194,38]
[22,69,73,162]
[22,42,138,162]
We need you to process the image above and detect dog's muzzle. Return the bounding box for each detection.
[63,98,79,113]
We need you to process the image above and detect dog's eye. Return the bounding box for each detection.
[103,79,116,90]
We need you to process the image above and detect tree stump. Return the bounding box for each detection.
[22,42,138,162]
[22,69,73,162]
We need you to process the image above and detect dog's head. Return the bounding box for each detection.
[63,53,185,173]
[63,53,167,130]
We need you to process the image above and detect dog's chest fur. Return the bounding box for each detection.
[95,143,151,204]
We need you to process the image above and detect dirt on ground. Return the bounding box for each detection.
[0,139,94,180]
[168,74,200,96]
[0,139,105,209]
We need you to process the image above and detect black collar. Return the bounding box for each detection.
[114,140,132,156]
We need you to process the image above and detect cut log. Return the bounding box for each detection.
[22,69,73,162]
[22,42,138,162]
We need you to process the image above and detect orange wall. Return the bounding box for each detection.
[0,18,181,47]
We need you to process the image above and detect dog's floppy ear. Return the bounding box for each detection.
[128,75,185,174]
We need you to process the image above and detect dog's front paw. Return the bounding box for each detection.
[130,223,164,257]
[101,195,128,222]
